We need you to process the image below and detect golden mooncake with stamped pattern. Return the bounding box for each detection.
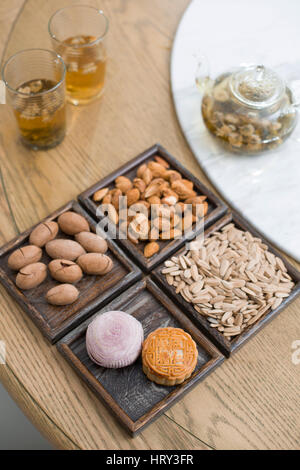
[142,327,198,386]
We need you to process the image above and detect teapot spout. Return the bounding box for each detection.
[194,53,212,92]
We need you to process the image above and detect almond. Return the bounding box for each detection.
[154,155,169,168]
[175,202,186,213]
[142,167,152,185]
[165,170,182,183]
[184,195,207,205]
[93,187,109,202]
[137,163,147,178]
[133,178,146,193]
[147,196,161,205]
[171,213,181,228]
[102,192,112,204]
[160,228,182,240]
[131,200,150,217]
[196,201,208,217]
[171,180,196,199]
[144,241,159,258]
[135,200,150,210]
[182,179,194,190]
[107,204,118,225]
[182,212,194,230]
[148,161,168,178]
[161,189,178,206]
[161,196,177,206]
[115,176,133,194]
[111,188,122,210]
[126,188,140,206]
[129,214,149,239]
[144,181,161,199]
[128,232,139,244]
[148,227,160,240]
[184,196,208,216]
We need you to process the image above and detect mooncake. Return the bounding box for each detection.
[142,327,198,386]
[86,311,144,368]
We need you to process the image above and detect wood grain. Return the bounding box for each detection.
[58,278,223,435]
[0,0,299,450]
[153,210,300,357]
[79,143,226,271]
[0,200,141,343]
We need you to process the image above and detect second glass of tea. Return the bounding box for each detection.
[49,5,109,105]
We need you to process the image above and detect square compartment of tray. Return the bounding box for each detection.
[0,201,141,343]
[78,143,227,272]
[57,278,224,435]
[152,211,300,357]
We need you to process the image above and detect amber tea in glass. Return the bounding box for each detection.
[2,49,66,149]
[49,6,109,105]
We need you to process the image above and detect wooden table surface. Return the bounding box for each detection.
[0,0,299,450]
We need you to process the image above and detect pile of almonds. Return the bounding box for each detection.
[162,223,295,339]
[7,211,113,306]
[93,156,208,258]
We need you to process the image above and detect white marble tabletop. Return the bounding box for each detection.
[171,0,300,261]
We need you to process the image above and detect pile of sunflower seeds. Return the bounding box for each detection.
[162,223,295,340]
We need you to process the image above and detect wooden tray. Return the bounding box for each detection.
[78,143,227,272]
[57,278,224,435]
[152,211,300,357]
[0,201,141,343]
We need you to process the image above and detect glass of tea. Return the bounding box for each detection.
[48,5,109,106]
[1,48,66,150]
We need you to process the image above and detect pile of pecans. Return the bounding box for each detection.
[93,156,208,258]
[162,223,295,339]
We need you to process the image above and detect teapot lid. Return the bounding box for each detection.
[229,65,285,109]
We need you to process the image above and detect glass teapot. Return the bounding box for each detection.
[196,58,299,154]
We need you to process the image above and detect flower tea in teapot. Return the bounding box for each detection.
[197,63,298,154]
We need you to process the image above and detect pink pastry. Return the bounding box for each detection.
[86,311,144,368]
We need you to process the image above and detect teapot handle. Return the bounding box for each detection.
[194,53,211,92]
[290,79,300,108]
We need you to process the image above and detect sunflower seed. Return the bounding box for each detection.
[162,223,295,339]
